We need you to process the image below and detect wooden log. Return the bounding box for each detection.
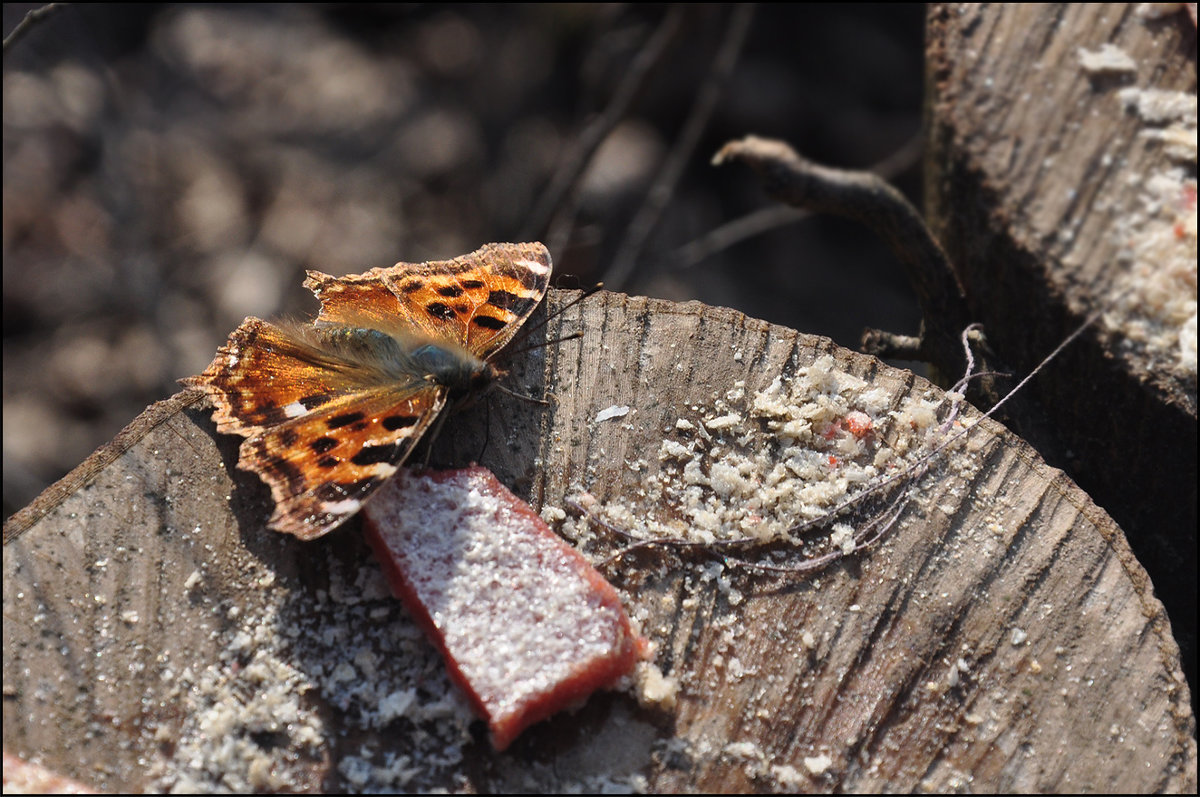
[924,3,1197,695]
[4,291,1194,792]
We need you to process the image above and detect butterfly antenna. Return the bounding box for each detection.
[420,402,453,467]
[510,282,604,348]
[494,382,550,406]
[477,393,492,462]
[506,330,583,358]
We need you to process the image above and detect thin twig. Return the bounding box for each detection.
[602,4,757,290]
[713,135,972,377]
[3,3,66,56]
[521,6,684,242]
[860,328,924,360]
[668,205,805,271]
[670,130,923,271]
[726,491,910,575]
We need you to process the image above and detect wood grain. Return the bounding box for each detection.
[4,290,1194,792]
[924,3,1197,694]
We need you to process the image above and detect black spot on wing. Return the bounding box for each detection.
[472,315,508,331]
[486,290,521,309]
[311,437,338,454]
[326,412,365,429]
[249,446,307,500]
[460,279,485,289]
[383,415,418,431]
[351,442,405,467]
[437,285,465,298]
[426,302,455,320]
[318,456,339,469]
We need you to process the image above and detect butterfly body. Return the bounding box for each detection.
[183,242,552,540]
[309,324,493,393]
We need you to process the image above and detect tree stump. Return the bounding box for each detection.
[924,3,1197,696]
[4,291,1194,793]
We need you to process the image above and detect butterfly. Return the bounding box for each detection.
[182,242,553,540]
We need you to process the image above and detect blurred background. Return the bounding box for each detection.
[3,4,925,520]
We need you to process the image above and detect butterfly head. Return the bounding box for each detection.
[406,341,497,399]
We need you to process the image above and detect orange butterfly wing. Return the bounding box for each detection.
[184,243,553,540]
[304,242,552,357]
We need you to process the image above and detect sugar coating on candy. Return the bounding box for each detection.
[363,466,646,750]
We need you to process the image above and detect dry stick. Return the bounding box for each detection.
[669,206,807,271]
[602,4,757,290]
[713,136,975,381]
[668,131,924,271]
[521,6,684,245]
[860,327,924,361]
[3,2,66,55]
[729,493,911,576]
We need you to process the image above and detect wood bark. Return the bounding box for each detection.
[4,291,1194,793]
[924,3,1198,699]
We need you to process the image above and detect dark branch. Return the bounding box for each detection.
[3,3,67,56]
[713,135,976,379]
[671,131,923,271]
[860,328,924,361]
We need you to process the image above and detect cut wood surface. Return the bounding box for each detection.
[925,3,1197,692]
[4,290,1194,793]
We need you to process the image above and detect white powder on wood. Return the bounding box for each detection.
[570,354,957,554]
